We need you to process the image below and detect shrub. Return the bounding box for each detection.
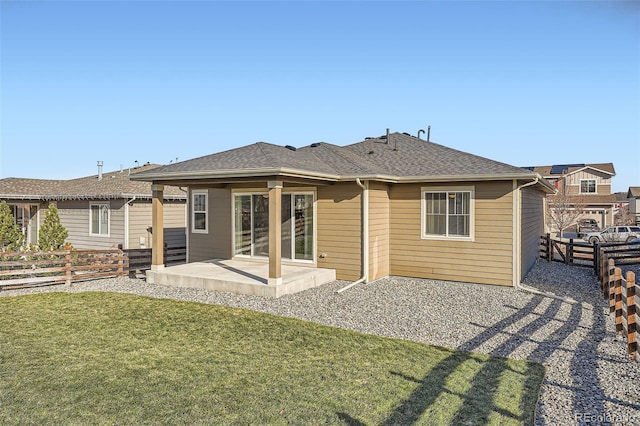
[38,204,69,251]
[0,201,24,251]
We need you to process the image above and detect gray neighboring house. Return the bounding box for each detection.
[0,164,187,250]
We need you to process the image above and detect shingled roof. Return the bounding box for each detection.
[528,163,616,177]
[0,164,186,200]
[133,133,547,185]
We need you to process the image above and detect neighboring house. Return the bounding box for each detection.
[0,164,187,250]
[526,163,616,230]
[132,132,554,289]
[628,187,640,225]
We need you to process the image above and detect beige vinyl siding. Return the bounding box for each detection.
[520,186,545,280]
[188,188,232,262]
[389,181,514,286]
[57,199,125,249]
[368,181,389,280]
[317,182,361,281]
[128,200,186,249]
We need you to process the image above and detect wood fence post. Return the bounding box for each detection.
[566,239,573,265]
[546,233,551,261]
[117,249,124,279]
[626,271,637,362]
[65,250,72,287]
[615,267,623,334]
[593,243,599,275]
[608,259,616,313]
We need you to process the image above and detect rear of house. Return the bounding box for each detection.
[133,132,553,294]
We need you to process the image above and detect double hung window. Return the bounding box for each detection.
[422,188,473,240]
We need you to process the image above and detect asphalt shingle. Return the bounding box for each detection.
[0,164,185,200]
[134,133,538,181]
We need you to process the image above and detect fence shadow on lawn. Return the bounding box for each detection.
[337,296,552,424]
[336,277,636,425]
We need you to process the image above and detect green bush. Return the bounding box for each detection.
[0,201,24,251]
[38,204,69,251]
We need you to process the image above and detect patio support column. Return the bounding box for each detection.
[151,184,165,271]
[268,180,282,285]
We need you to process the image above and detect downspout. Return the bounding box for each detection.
[337,178,369,293]
[124,196,137,250]
[513,177,578,304]
[180,187,189,263]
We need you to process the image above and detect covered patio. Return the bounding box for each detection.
[145,259,336,297]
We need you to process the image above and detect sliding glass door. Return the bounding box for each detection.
[293,194,313,261]
[233,192,314,261]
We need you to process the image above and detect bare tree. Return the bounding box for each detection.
[546,178,587,239]
[614,204,635,225]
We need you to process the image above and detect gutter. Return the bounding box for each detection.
[512,176,578,304]
[129,167,554,190]
[129,167,342,183]
[337,178,369,293]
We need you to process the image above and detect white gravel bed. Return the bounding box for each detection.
[3,260,639,425]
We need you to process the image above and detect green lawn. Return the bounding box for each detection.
[0,292,544,425]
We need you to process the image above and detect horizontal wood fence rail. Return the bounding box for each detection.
[598,257,638,362]
[0,249,126,290]
[540,234,640,273]
[122,245,186,275]
[0,246,186,290]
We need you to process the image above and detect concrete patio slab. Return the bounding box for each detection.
[145,259,336,297]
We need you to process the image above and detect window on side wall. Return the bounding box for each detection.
[580,179,596,194]
[421,187,473,240]
[192,191,208,233]
[90,203,109,236]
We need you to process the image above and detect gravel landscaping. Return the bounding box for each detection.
[3,260,639,425]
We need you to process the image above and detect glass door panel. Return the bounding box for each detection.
[234,195,251,255]
[294,194,313,260]
[281,195,292,260]
[252,194,269,257]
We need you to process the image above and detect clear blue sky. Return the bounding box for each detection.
[1,1,638,192]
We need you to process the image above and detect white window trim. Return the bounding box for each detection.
[89,202,110,237]
[191,190,208,234]
[579,179,597,194]
[421,186,475,241]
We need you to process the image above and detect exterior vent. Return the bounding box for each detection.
[402,132,411,136]
[368,150,374,155]
[285,145,297,151]
[310,143,321,148]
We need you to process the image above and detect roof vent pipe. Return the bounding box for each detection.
[417,129,425,139]
[386,128,389,144]
[427,125,431,142]
[97,161,103,181]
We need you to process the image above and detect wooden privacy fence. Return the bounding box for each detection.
[0,245,186,290]
[540,233,640,273]
[125,245,186,275]
[0,249,126,290]
[598,256,638,361]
